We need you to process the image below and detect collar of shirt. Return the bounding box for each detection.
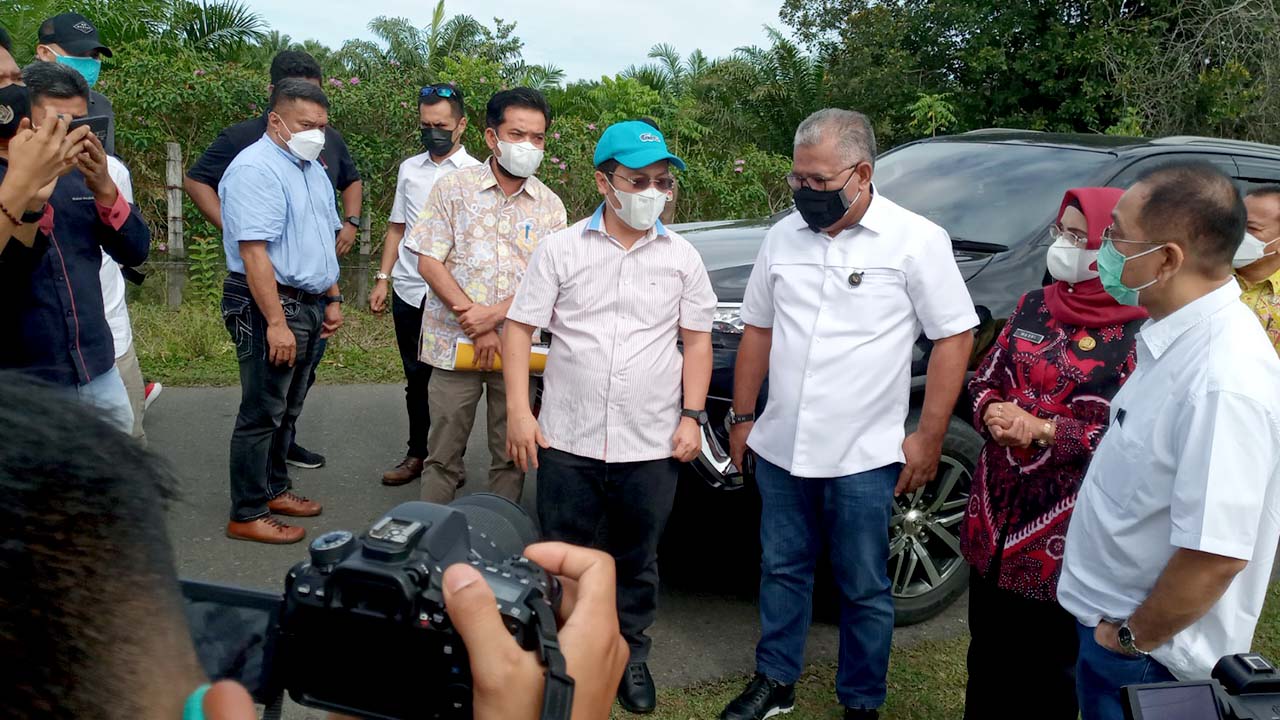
[260,132,314,171]
[1238,264,1280,293]
[1138,278,1241,360]
[813,182,886,240]
[585,202,669,248]
[422,145,474,169]
[478,157,543,201]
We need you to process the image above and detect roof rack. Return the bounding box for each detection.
[962,128,1045,136]
[1150,136,1280,153]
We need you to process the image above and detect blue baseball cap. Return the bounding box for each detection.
[593,121,686,171]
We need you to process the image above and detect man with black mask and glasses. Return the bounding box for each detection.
[720,109,977,720]
[370,82,480,488]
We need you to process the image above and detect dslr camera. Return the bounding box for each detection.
[1123,653,1280,720]
[183,495,574,720]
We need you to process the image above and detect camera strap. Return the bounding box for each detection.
[532,600,575,720]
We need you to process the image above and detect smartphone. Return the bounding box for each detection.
[181,579,285,706]
[67,114,109,148]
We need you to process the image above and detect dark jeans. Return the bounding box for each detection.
[964,570,1079,720]
[754,457,899,710]
[536,447,679,663]
[392,291,432,458]
[289,335,327,452]
[222,274,324,521]
[1076,621,1176,720]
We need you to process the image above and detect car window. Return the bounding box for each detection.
[1106,153,1240,189]
[874,142,1116,249]
[1233,156,1280,193]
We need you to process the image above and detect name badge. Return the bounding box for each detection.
[1012,329,1046,345]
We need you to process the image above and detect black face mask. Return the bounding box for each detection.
[421,127,457,157]
[0,84,31,141]
[792,169,863,233]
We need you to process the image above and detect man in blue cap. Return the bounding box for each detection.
[503,118,717,713]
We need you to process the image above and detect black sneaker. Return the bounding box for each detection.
[844,709,878,720]
[719,673,795,720]
[286,444,325,469]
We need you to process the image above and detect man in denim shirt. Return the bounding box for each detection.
[219,79,344,545]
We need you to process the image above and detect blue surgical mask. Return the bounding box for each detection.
[52,50,101,87]
[183,684,210,720]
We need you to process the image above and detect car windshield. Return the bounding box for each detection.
[874,141,1116,249]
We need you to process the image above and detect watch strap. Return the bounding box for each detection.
[728,410,755,425]
[345,215,361,227]
[1118,621,1148,656]
[20,205,47,224]
[681,409,708,425]
[324,294,345,305]
[374,271,390,281]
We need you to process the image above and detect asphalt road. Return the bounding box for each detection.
[151,384,968,718]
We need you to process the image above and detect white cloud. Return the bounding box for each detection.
[242,0,785,80]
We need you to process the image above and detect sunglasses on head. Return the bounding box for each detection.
[420,85,458,99]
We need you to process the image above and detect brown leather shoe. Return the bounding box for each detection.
[226,516,306,544]
[267,490,323,517]
[382,456,425,486]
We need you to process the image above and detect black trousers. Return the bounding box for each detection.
[964,568,1080,720]
[222,274,324,521]
[536,447,679,663]
[392,292,432,459]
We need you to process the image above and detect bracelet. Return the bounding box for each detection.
[0,200,20,226]
[1035,420,1055,447]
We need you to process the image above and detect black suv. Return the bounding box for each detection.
[664,130,1280,625]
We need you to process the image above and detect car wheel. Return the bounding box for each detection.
[889,412,981,626]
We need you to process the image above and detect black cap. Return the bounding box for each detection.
[38,13,112,58]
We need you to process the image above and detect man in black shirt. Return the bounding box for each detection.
[33,12,116,155]
[186,50,363,470]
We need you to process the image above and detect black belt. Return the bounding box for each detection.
[227,272,325,304]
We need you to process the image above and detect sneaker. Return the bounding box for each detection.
[719,673,795,720]
[143,381,163,411]
[287,444,326,469]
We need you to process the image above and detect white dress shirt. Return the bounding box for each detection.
[1058,279,1280,679]
[740,191,978,478]
[100,156,136,359]
[508,205,717,463]
[388,146,479,308]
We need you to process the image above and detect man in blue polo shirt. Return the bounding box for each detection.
[219,78,344,545]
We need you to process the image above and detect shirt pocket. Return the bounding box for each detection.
[829,266,910,324]
[1092,420,1148,511]
[635,271,683,328]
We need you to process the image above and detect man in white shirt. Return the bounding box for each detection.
[1057,162,1280,720]
[102,154,146,442]
[368,83,479,486]
[719,109,977,720]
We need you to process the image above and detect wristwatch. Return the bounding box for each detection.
[728,410,756,426]
[374,272,390,281]
[681,409,709,426]
[21,205,46,223]
[1117,620,1148,656]
[323,294,345,306]
[345,215,361,228]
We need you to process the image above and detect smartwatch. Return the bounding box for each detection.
[1117,620,1148,656]
[728,410,756,426]
[345,215,361,228]
[323,294,345,306]
[681,409,709,426]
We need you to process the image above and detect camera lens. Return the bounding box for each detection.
[448,494,537,562]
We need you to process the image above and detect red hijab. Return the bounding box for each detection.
[1042,187,1149,328]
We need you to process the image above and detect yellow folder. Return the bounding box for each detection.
[453,337,548,372]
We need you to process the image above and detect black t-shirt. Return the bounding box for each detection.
[185,114,360,192]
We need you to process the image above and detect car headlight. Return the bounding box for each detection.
[713,303,744,335]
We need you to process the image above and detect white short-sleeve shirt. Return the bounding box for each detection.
[1057,280,1280,679]
[100,156,136,359]
[741,190,979,477]
[387,147,479,308]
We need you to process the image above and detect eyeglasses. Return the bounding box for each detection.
[608,172,676,193]
[786,164,859,192]
[420,85,459,99]
[1047,224,1089,249]
[1101,225,1162,246]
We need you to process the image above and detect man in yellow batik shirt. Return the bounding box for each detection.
[404,88,566,505]
[1235,186,1280,356]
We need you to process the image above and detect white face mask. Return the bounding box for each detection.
[274,114,326,162]
[609,182,669,231]
[1233,232,1279,269]
[496,139,545,178]
[1046,237,1100,285]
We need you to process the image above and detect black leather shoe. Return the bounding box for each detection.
[617,661,656,714]
[720,673,795,720]
[844,709,879,720]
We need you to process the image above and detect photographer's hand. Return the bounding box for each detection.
[443,543,629,720]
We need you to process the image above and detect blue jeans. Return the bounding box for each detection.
[1076,622,1176,720]
[755,457,900,710]
[71,365,134,434]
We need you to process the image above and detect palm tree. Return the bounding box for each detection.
[623,43,713,97]
[505,61,566,92]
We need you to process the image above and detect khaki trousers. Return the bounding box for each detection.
[422,368,524,504]
[115,342,146,444]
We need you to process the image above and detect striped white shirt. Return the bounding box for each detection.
[508,205,717,463]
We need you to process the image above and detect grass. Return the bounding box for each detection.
[130,301,403,386]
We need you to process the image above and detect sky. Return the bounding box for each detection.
[243,0,785,81]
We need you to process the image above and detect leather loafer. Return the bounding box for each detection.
[382,456,425,486]
[617,661,656,714]
[226,517,305,544]
[267,490,322,517]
